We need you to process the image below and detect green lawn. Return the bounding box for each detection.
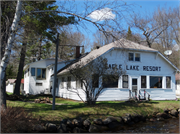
[6,94,180,124]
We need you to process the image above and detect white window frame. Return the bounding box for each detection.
[122,75,129,89]
[149,76,163,89]
[36,68,46,80]
[128,52,141,62]
[166,76,171,89]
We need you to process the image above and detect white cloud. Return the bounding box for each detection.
[88,8,115,21]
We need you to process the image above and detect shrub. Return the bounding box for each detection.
[1,106,37,133]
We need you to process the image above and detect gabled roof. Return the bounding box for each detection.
[54,38,179,76]
[57,39,160,75]
[23,58,64,70]
[6,79,16,84]
[6,79,24,84]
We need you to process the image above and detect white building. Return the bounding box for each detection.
[6,79,24,93]
[6,79,16,93]
[175,73,180,98]
[23,58,71,94]
[23,39,180,101]
[54,39,180,101]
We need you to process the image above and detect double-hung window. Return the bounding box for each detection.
[37,68,46,79]
[166,76,171,88]
[67,76,71,89]
[31,68,35,76]
[122,75,128,88]
[92,74,99,88]
[61,77,64,88]
[141,76,146,88]
[150,76,162,88]
[129,53,134,61]
[103,75,118,88]
[76,78,83,89]
[128,53,140,62]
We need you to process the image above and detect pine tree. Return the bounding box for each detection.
[126,26,132,41]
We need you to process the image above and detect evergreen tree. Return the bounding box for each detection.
[14,1,77,96]
[126,26,132,41]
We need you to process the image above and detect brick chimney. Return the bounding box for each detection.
[76,46,80,58]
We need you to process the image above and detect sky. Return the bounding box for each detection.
[56,0,179,52]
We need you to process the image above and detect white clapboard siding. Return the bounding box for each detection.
[147,89,176,100]
[97,89,129,101]
[57,88,86,101]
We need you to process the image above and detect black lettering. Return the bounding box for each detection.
[149,66,152,71]
[126,65,129,70]
[152,67,155,71]
[109,64,111,69]
[156,67,158,71]
[143,66,146,71]
[130,65,132,70]
[147,66,149,71]
[137,66,139,71]
[159,67,161,71]
[133,66,136,70]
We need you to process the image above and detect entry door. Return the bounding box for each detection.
[132,78,138,97]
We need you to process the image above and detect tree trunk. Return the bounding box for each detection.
[14,41,27,96]
[37,36,43,61]
[1,74,6,108]
[0,0,22,107]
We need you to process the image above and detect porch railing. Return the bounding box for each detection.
[139,89,150,101]
[129,90,132,99]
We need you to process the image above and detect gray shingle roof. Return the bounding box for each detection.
[57,38,158,75]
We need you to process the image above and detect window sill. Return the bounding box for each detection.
[128,61,141,62]
[36,79,46,80]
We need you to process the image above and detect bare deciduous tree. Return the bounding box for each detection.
[65,56,126,105]
[0,0,133,107]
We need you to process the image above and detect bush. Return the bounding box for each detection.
[1,106,37,133]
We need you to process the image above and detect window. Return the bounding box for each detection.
[150,76,162,88]
[103,75,118,88]
[67,76,71,88]
[135,53,140,61]
[31,68,35,76]
[61,77,64,88]
[76,78,83,88]
[122,75,128,88]
[92,74,99,88]
[141,76,146,88]
[129,53,134,61]
[166,76,171,88]
[36,83,42,86]
[129,53,140,61]
[37,68,46,79]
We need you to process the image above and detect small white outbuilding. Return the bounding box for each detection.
[23,58,70,95]
[6,79,16,93]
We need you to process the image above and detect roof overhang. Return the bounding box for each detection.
[158,52,180,72]
[23,65,30,71]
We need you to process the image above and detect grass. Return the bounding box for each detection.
[6,92,13,95]
[6,94,180,125]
